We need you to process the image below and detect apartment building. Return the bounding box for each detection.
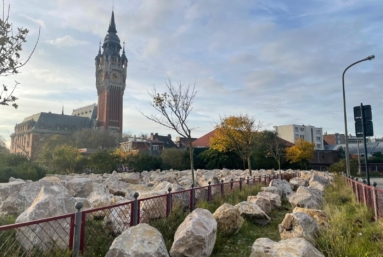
[274,124,324,150]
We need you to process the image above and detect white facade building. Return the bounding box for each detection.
[274,124,324,150]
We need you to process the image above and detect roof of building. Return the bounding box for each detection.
[192,130,216,148]
[72,104,97,120]
[150,133,177,148]
[17,112,92,133]
[325,142,383,154]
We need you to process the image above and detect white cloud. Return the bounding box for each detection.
[45,35,89,47]
[19,14,46,28]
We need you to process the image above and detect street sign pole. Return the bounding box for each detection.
[360,103,370,186]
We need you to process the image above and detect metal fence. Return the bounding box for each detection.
[0,172,297,256]
[343,173,383,221]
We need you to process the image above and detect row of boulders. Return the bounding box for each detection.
[249,170,333,257]
[103,170,334,257]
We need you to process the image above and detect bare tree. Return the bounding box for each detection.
[139,78,197,184]
[263,130,285,176]
[0,1,40,108]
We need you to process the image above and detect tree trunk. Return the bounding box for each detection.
[247,156,252,176]
[189,138,195,185]
[278,159,281,177]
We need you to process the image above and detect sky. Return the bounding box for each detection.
[1,0,383,148]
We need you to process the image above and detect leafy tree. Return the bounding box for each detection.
[196,148,243,170]
[161,148,189,170]
[329,158,358,175]
[0,151,47,182]
[51,144,83,174]
[88,149,118,173]
[369,152,383,163]
[38,134,70,167]
[210,115,263,176]
[140,78,197,183]
[121,151,162,173]
[261,130,286,174]
[0,1,40,108]
[285,138,315,168]
[70,129,119,149]
[0,135,8,154]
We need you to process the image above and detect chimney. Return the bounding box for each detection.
[168,134,171,139]
[155,133,158,139]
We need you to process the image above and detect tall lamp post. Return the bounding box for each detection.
[342,55,375,175]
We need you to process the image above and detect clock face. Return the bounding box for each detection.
[111,72,120,82]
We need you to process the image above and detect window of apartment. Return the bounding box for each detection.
[316,136,321,141]
[295,127,298,132]
[152,145,159,151]
[317,144,321,148]
[295,134,299,139]
[300,135,304,139]
[316,129,321,135]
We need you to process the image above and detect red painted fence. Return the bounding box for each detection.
[343,173,383,221]
[0,172,297,256]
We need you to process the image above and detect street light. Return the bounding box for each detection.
[342,55,375,175]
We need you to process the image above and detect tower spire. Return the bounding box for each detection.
[108,11,117,33]
[98,40,101,54]
[62,105,64,115]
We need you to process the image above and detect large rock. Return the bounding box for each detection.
[296,186,323,205]
[293,207,328,228]
[170,208,217,257]
[87,184,116,208]
[118,172,142,184]
[247,196,272,214]
[288,193,320,209]
[278,212,319,243]
[139,191,167,220]
[63,177,93,197]
[0,180,66,217]
[250,237,325,257]
[269,179,293,197]
[235,201,271,225]
[103,175,130,196]
[289,177,309,190]
[15,186,80,251]
[257,192,281,210]
[213,203,243,235]
[0,180,26,202]
[309,182,326,192]
[105,223,169,257]
[261,186,282,197]
[309,174,329,187]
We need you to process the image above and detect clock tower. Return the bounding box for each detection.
[95,11,128,133]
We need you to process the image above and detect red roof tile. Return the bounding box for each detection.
[192,130,216,148]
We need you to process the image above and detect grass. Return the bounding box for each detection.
[316,174,383,257]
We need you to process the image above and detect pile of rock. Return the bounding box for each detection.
[249,170,333,257]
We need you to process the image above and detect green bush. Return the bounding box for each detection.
[329,158,358,175]
[161,149,189,170]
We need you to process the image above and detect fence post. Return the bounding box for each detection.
[253,176,256,184]
[190,184,195,212]
[208,181,212,202]
[133,192,139,226]
[372,182,378,221]
[355,178,360,203]
[362,180,367,205]
[247,176,250,185]
[166,187,172,217]
[221,180,225,199]
[239,178,243,191]
[72,202,83,257]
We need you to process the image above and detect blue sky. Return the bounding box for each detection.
[1,0,383,147]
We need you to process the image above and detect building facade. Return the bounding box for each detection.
[274,124,324,150]
[95,11,128,133]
